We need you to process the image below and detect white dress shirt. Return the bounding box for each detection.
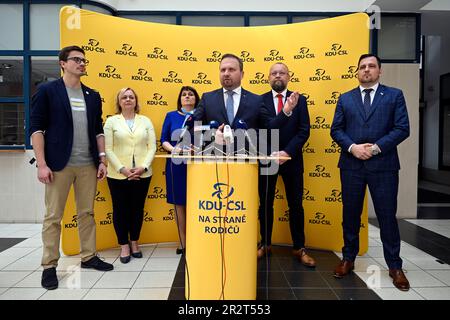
[359,82,379,105]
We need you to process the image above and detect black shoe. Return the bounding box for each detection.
[120,255,131,264]
[131,251,142,258]
[176,248,186,255]
[41,267,58,290]
[81,255,114,271]
[129,242,142,258]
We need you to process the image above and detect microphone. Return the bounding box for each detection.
[234,119,257,153]
[209,120,219,130]
[223,124,233,144]
[202,120,220,153]
[180,115,194,138]
[234,119,248,130]
[208,120,219,144]
[177,115,194,145]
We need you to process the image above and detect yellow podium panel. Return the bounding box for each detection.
[186,161,258,300]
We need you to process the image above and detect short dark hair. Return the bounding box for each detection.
[220,53,244,71]
[58,45,85,62]
[177,86,200,112]
[58,46,85,72]
[358,53,381,68]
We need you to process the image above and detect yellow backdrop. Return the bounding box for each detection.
[59,7,369,255]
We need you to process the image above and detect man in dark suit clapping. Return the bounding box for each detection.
[257,63,315,267]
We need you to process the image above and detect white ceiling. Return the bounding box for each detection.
[421,0,450,11]
[95,0,450,12]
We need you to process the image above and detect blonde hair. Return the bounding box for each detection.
[115,87,140,114]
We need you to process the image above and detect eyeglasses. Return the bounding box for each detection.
[66,57,89,65]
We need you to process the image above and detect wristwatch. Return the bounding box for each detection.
[370,145,380,156]
[283,108,292,117]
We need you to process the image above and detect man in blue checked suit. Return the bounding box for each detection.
[330,54,410,291]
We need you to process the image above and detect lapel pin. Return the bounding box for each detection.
[380,92,384,95]
[86,91,89,95]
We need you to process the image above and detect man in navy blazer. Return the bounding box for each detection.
[30,45,113,290]
[257,63,315,267]
[330,54,410,291]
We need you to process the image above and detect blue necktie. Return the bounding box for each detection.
[226,90,235,124]
[363,88,373,116]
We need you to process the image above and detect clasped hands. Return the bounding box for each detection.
[351,143,374,160]
[120,167,145,180]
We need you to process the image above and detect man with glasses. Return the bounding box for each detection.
[31,45,113,290]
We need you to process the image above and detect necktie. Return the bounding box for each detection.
[363,88,373,116]
[276,94,283,114]
[226,90,235,124]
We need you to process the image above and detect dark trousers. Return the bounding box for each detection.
[107,177,151,245]
[340,168,402,269]
[258,162,305,249]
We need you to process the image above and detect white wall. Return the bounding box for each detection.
[0,150,45,223]
[423,35,441,169]
[368,64,420,219]
[421,12,450,170]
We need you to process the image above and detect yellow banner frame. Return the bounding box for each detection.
[59,7,369,256]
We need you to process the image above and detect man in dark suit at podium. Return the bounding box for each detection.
[257,62,315,267]
[193,53,263,132]
[330,54,410,291]
[193,53,298,152]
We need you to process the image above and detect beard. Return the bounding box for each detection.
[271,80,287,92]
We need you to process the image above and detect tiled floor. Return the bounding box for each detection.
[1,182,449,300]
[0,220,449,300]
[0,224,181,300]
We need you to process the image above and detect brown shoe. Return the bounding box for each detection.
[389,269,410,291]
[257,245,272,259]
[293,248,316,267]
[334,260,354,278]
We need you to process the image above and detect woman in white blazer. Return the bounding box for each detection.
[104,87,156,263]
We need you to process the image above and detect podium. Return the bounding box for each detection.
[186,160,258,300]
[156,152,288,300]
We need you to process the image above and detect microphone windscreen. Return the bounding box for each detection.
[184,115,194,128]
[234,119,248,130]
[209,120,219,129]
